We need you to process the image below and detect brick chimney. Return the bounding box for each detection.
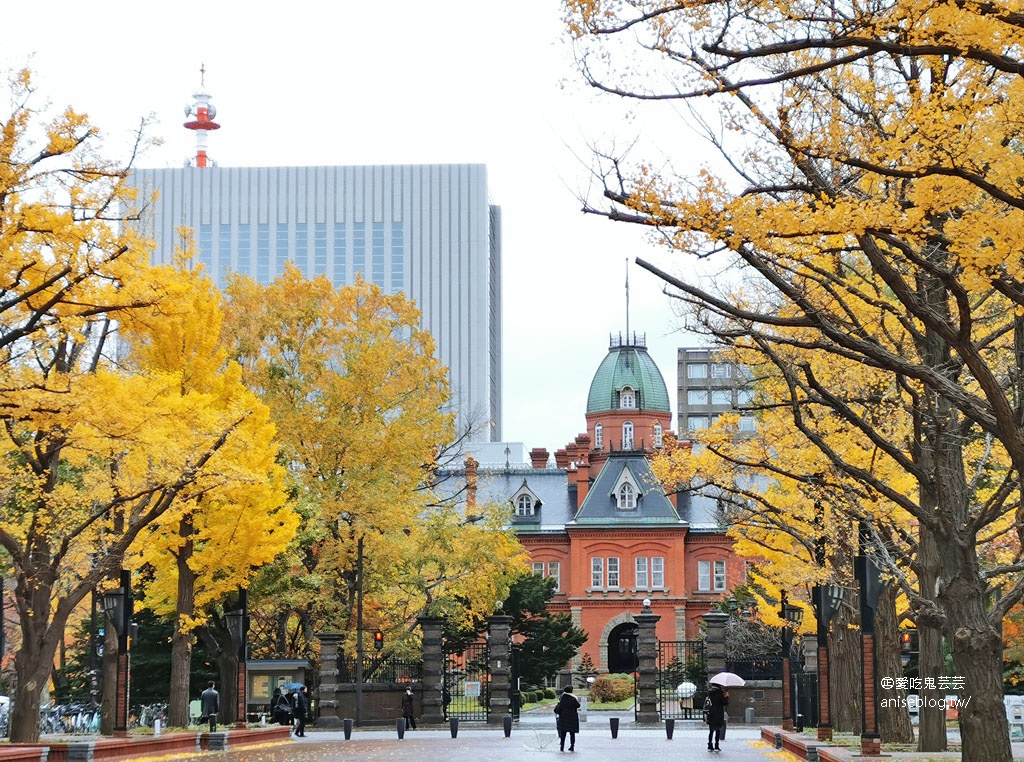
[465,456,479,509]
[529,447,550,469]
[575,450,591,504]
[554,448,569,470]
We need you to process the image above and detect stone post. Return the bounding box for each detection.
[417,616,445,725]
[315,632,344,727]
[702,611,729,679]
[635,603,661,724]
[487,615,514,725]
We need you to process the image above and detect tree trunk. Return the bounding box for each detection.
[168,514,196,728]
[10,610,52,743]
[829,586,862,733]
[216,647,238,725]
[876,583,914,743]
[916,525,946,752]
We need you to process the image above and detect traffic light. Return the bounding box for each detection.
[373,629,384,651]
[900,628,919,653]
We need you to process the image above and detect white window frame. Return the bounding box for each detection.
[622,421,634,449]
[738,415,756,432]
[607,557,620,588]
[688,363,708,379]
[515,494,533,516]
[714,560,727,591]
[533,562,545,576]
[620,386,636,408]
[651,557,665,588]
[654,422,663,448]
[736,388,755,406]
[711,363,732,379]
[687,416,709,431]
[618,482,636,510]
[594,422,603,449]
[591,557,604,588]
[635,557,648,588]
[711,389,732,405]
[687,389,709,405]
[698,560,712,591]
[548,561,561,592]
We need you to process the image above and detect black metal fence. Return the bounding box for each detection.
[337,657,423,683]
[443,639,489,722]
[657,640,707,720]
[725,656,783,680]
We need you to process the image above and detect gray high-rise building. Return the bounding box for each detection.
[127,163,502,440]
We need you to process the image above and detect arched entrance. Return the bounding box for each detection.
[607,622,639,673]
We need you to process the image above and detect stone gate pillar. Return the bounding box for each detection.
[635,602,661,724]
[417,616,445,725]
[487,614,514,725]
[315,632,343,727]
[702,611,729,679]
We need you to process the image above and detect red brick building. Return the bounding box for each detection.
[452,333,747,673]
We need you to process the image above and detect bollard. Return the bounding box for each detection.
[503,714,512,738]
[450,717,459,738]
[665,718,674,739]
[154,719,162,736]
[609,716,619,738]
[343,718,353,740]
[397,717,406,739]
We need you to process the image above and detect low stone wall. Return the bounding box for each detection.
[5,726,291,762]
[319,683,420,727]
[724,680,783,724]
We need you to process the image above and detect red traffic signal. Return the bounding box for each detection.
[373,629,384,651]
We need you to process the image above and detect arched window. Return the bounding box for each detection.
[515,494,533,516]
[620,386,636,409]
[622,421,634,450]
[654,422,663,448]
[618,482,636,510]
[594,422,604,449]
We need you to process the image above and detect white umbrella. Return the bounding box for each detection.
[708,671,745,687]
[676,681,697,699]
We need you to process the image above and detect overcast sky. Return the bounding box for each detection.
[3,1,711,454]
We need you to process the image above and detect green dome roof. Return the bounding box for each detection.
[587,334,671,414]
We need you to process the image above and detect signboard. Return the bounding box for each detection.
[464,681,482,697]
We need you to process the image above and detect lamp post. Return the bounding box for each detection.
[855,522,883,757]
[811,584,845,741]
[780,591,803,731]
[225,588,249,727]
[102,569,133,736]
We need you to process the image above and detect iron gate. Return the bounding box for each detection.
[657,640,707,720]
[443,639,489,722]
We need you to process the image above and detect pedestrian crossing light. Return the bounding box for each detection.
[374,629,384,651]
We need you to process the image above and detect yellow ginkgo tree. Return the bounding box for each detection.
[567,2,1024,758]
[119,252,296,727]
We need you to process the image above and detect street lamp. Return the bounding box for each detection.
[102,569,133,735]
[224,588,249,726]
[811,584,845,741]
[855,522,884,757]
[779,591,802,731]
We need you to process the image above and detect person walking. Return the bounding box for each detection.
[553,685,581,752]
[401,686,417,730]
[200,681,220,733]
[271,686,292,726]
[293,685,309,737]
[706,682,729,752]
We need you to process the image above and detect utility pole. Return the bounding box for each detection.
[355,535,364,727]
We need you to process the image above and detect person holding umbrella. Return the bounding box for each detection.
[705,672,742,752]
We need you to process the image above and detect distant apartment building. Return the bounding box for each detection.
[676,348,755,437]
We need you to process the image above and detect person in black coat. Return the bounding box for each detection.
[200,681,219,732]
[706,683,729,751]
[293,686,309,737]
[401,686,417,730]
[271,686,292,726]
[553,685,581,752]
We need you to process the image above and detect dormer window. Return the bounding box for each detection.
[515,494,534,516]
[510,479,541,518]
[654,422,663,448]
[620,386,636,409]
[611,467,641,511]
[622,421,634,450]
[594,422,603,449]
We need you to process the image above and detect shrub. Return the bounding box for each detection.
[590,674,635,703]
[544,687,556,699]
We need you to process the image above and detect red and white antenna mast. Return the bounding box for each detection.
[183,64,220,167]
